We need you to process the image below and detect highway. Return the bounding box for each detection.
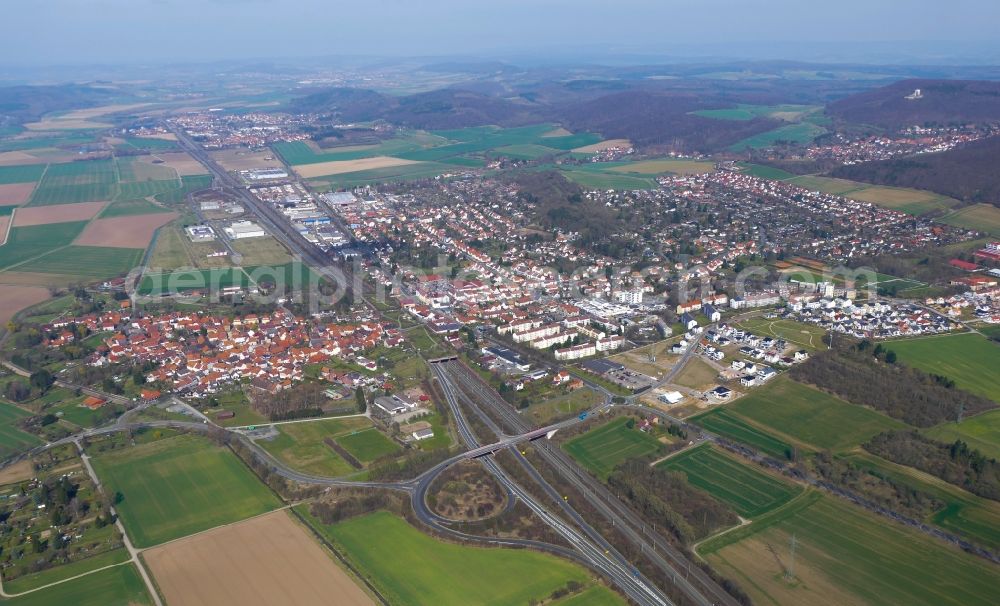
[428,361,673,606]
[435,358,740,606]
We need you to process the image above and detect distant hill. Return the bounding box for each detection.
[0,83,118,124]
[832,135,1000,207]
[289,86,547,129]
[560,91,781,153]
[827,79,1000,129]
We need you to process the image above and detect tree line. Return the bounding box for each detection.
[789,338,995,427]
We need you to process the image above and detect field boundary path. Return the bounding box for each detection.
[75,440,164,606]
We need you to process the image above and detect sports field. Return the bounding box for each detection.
[691,408,793,459]
[259,417,376,476]
[926,409,1000,461]
[304,509,597,606]
[563,417,663,478]
[940,203,1000,237]
[4,563,152,606]
[736,316,828,351]
[701,491,1000,606]
[729,377,904,452]
[336,427,401,463]
[888,333,1000,403]
[659,444,801,517]
[145,510,372,606]
[843,450,1000,550]
[91,434,280,547]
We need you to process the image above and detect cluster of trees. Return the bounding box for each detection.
[865,431,1000,501]
[246,382,328,421]
[607,459,738,545]
[366,447,451,482]
[309,490,404,525]
[790,339,995,427]
[809,452,944,519]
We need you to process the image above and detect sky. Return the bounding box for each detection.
[4,0,1000,66]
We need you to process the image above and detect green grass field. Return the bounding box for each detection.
[660,444,801,517]
[16,246,144,279]
[691,408,793,459]
[735,162,795,180]
[0,221,88,270]
[888,333,1000,403]
[563,417,663,478]
[154,174,212,204]
[729,377,904,452]
[3,549,130,594]
[701,491,1000,606]
[842,450,1000,550]
[554,586,625,605]
[493,143,561,160]
[336,427,401,463]
[4,563,152,606]
[926,408,1000,461]
[786,175,958,215]
[940,203,1000,237]
[99,198,167,218]
[730,122,827,150]
[0,164,46,184]
[258,417,375,476]
[303,509,600,606]
[91,434,280,547]
[692,104,819,122]
[557,166,659,190]
[0,401,42,459]
[28,159,117,206]
[116,179,180,200]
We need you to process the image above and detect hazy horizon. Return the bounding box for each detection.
[4,0,1000,67]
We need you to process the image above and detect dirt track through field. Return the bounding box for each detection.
[144,510,373,606]
[12,201,106,226]
[0,216,10,246]
[74,212,176,248]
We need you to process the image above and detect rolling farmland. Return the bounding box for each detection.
[728,377,905,452]
[563,417,663,478]
[888,333,1000,403]
[842,450,1000,550]
[691,408,793,459]
[14,245,144,278]
[91,434,280,547]
[660,444,801,517]
[0,221,88,270]
[786,175,958,215]
[926,409,1000,461]
[701,491,1000,606]
[28,159,117,206]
